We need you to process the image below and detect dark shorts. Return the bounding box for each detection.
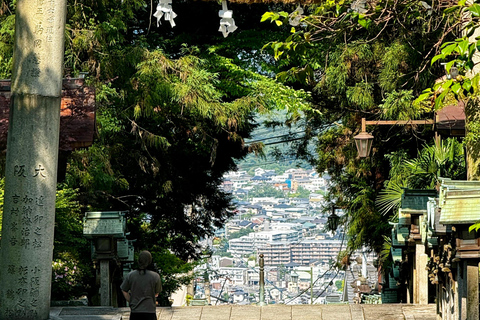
[129,312,157,320]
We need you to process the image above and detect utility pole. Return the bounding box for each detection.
[0,0,67,319]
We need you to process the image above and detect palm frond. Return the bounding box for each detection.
[376,180,406,215]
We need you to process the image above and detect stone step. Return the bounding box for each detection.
[55,316,122,320]
[50,304,437,320]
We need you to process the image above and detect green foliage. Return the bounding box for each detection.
[335,280,344,291]
[377,138,466,216]
[52,0,313,266]
[52,186,94,301]
[228,228,254,240]
[248,184,285,198]
[51,254,85,301]
[289,186,310,199]
[0,178,4,237]
[415,2,480,110]
[376,180,407,217]
[150,247,194,305]
[260,0,457,253]
[404,138,466,189]
[0,13,14,78]
[378,235,392,269]
[379,90,430,120]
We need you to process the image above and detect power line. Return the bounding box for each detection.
[236,158,300,169]
[263,136,310,146]
[246,131,307,144]
[284,231,345,304]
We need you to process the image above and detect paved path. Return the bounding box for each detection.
[50,304,437,320]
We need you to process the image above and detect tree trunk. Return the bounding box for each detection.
[465,97,480,180]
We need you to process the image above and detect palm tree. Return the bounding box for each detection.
[376,137,466,216]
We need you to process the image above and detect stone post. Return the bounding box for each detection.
[204,270,211,305]
[99,260,111,307]
[413,244,429,304]
[466,261,479,320]
[258,254,266,306]
[456,261,467,320]
[418,251,429,304]
[0,0,67,319]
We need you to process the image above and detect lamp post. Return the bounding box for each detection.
[353,118,374,158]
[353,117,435,157]
[258,254,267,306]
[327,207,340,232]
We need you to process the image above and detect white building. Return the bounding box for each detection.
[270,222,303,232]
[248,230,301,248]
[218,267,247,285]
[229,236,255,255]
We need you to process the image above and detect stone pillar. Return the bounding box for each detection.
[466,261,479,320]
[99,260,111,306]
[258,254,266,306]
[455,261,467,320]
[416,244,429,304]
[204,272,211,305]
[0,0,67,319]
[413,244,429,304]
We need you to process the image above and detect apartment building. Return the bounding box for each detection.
[228,229,301,256]
[249,230,300,248]
[258,241,292,266]
[285,168,310,180]
[229,236,255,255]
[291,240,343,265]
[270,222,303,232]
[218,267,247,285]
[258,239,343,266]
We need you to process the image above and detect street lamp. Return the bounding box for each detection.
[353,118,374,158]
[354,117,435,157]
[327,207,340,232]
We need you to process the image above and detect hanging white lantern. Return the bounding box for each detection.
[153,0,177,28]
[219,0,237,37]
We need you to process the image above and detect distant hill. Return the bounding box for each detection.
[237,113,313,175]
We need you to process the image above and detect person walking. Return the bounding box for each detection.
[121,250,162,320]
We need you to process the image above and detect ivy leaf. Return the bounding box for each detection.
[463,79,472,92]
[441,79,453,90]
[468,42,477,59]
[304,32,311,42]
[431,54,444,65]
[435,89,449,109]
[468,3,480,17]
[414,90,432,104]
[445,60,456,73]
[358,15,371,29]
[471,74,480,92]
[444,5,461,14]
[275,20,283,26]
[441,43,457,55]
[260,12,275,22]
[451,82,462,95]
[469,222,480,232]
[456,38,469,55]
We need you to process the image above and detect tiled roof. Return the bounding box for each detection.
[401,189,437,210]
[439,189,480,224]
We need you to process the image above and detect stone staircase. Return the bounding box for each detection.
[50,304,437,320]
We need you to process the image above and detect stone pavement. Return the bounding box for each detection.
[49,304,437,320]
